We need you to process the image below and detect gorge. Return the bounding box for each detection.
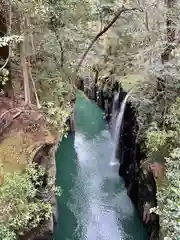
[54,93,148,240]
[0,0,179,239]
[80,83,159,239]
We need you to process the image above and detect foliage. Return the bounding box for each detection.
[55,186,62,197]
[0,164,51,240]
[155,149,180,240]
[0,35,23,47]
[0,68,9,85]
[146,98,180,239]
[0,35,23,86]
[42,100,72,133]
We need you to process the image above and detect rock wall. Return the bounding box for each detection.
[79,79,159,240]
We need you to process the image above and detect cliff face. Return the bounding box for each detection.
[79,80,159,240]
[119,101,159,240]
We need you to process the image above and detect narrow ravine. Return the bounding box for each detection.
[54,94,148,240]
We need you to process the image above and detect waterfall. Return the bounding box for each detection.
[110,91,131,166]
[111,92,119,137]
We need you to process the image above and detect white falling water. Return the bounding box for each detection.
[110,91,131,166]
[111,92,119,138]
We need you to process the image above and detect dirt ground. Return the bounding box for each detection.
[0,96,56,174]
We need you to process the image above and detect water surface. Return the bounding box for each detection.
[55,94,147,240]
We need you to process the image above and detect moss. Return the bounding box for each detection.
[0,128,54,173]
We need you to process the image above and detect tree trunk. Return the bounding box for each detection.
[20,40,31,107]
[5,0,13,97]
[28,63,41,109]
[20,17,32,107]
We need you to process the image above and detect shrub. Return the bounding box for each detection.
[0,164,51,239]
[147,99,180,239]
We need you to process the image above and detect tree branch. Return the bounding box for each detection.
[53,31,64,67]
[0,56,9,72]
[76,5,142,72]
[58,39,64,68]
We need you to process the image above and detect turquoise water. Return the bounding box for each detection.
[54,94,148,240]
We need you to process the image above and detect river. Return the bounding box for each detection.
[54,94,148,240]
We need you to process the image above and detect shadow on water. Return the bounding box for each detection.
[54,134,78,240]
